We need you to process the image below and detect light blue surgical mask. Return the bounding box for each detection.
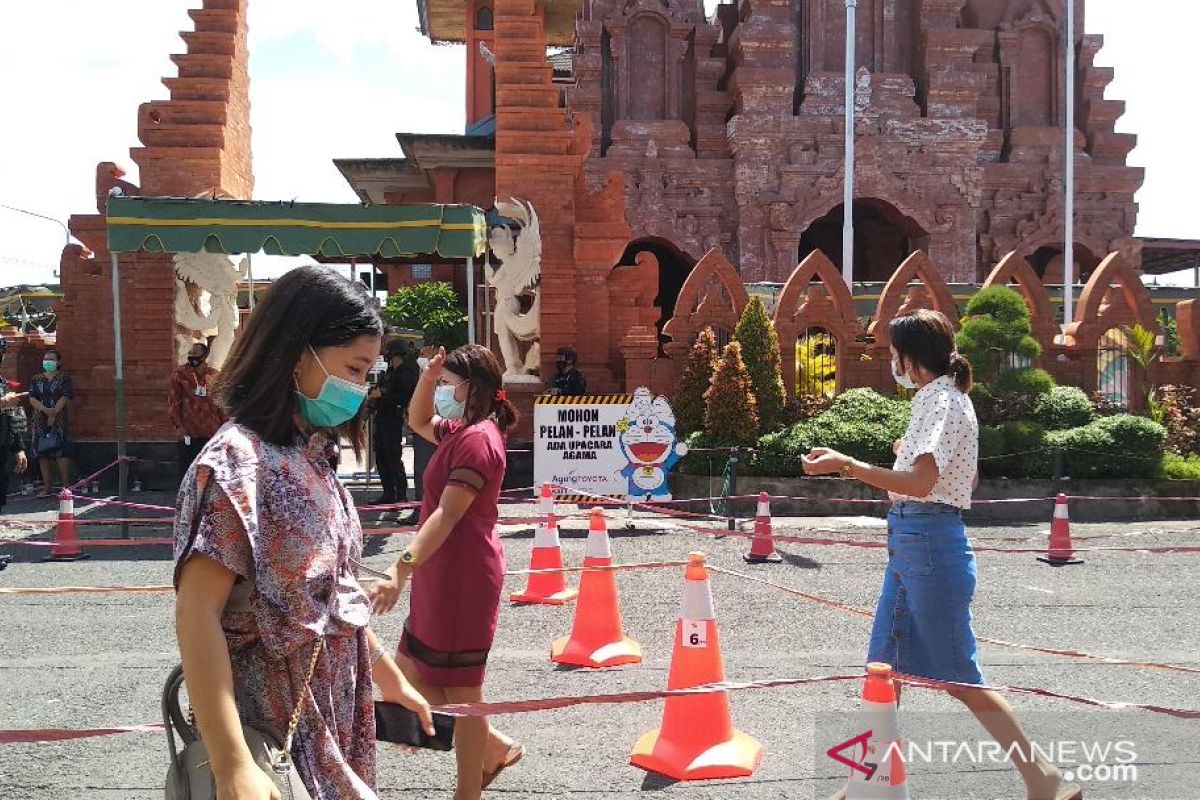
[295,347,369,429]
[892,359,917,390]
[435,383,467,420]
[43,360,59,373]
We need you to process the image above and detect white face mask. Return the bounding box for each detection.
[435,384,466,420]
[892,359,917,390]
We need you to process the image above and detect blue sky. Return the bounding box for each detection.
[0,0,1195,287]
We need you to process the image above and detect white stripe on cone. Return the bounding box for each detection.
[756,494,770,519]
[539,484,555,517]
[586,516,612,560]
[679,577,716,621]
[533,515,561,549]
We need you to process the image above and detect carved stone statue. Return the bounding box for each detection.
[173,251,248,369]
[487,198,542,379]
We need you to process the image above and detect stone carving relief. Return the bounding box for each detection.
[173,252,248,369]
[487,198,543,379]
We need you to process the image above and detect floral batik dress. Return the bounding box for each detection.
[174,422,381,800]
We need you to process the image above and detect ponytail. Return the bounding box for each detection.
[948,351,973,394]
[490,390,521,436]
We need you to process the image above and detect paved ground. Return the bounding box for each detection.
[1,483,1197,800]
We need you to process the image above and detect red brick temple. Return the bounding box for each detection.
[10,0,1198,478]
[338,0,1200,405]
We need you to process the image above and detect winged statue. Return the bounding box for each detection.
[487,198,542,379]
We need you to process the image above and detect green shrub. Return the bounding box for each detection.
[956,285,1043,386]
[1160,453,1200,480]
[674,328,719,436]
[992,367,1055,399]
[995,421,1051,478]
[704,341,759,446]
[733,297,786,432]
[1032,386,1096,431]
[1050,414,1166,479]
[382,282,467,350]
[743,388,910,477]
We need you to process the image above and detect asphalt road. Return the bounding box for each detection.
[1,490,1197,799]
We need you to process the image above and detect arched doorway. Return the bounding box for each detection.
[1096,327,1131,409]
[798,199,929,283]
[1030,244,1101,285]
[796,326,838,398]
[618,238,696,349]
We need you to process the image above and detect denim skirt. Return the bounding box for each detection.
[866,502,985,685]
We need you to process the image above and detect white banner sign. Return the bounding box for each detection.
[533,387,687,501]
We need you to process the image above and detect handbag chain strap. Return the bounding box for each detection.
[280,634,325,758]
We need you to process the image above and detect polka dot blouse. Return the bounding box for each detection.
[890,375,979,509]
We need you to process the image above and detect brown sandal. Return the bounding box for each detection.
[482,743,524,789]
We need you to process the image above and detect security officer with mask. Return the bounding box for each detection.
[549,346,587,397]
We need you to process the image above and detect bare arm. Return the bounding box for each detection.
[408,347,447,445]
[176,555,276,797]
[368,483,477,614]
[802,448,940,498]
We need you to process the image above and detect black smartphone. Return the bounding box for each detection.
[374,701,455,751]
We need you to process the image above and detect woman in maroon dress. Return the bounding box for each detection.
[369,343,521,799]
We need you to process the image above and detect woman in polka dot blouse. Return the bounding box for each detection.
[803,309,1080,800]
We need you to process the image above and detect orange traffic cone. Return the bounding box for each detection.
[1037,494,1083,566]
[550,508,641,668]
[511,484,579,605]
[744,492,783,563]
[46,489,89,562]
[833,663,907,799]
[631,552,763,780]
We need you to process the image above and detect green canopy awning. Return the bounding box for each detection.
[106,196,487,259]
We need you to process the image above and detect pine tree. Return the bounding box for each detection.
[704,340,760,445]
[674,327,719,436]
[733,296,786,431]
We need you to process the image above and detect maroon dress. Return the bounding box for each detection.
[399,417,507,687]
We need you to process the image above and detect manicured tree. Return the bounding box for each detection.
[703,341,759,445]
[674,327,719,436]
[733,296,786,431]
[955,285,1042,387]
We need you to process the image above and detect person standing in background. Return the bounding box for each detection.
[548,346,586,396]
[168,342,227,470]
[368,341,419,522]
[28,349,73,498]
[0,339,29,511]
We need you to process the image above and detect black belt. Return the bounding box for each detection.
[402,625,489,669]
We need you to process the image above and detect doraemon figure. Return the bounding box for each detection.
[616,388,689,500]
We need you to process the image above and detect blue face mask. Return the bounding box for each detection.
[435,383,467,420]
[892,359,917,390]
[43,360,59,373]
[296,347,369,429]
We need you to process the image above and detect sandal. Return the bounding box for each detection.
[1056,785,1083,800]
[481,743,524,789]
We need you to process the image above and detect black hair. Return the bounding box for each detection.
[189,342,211,358]
[556,347,577,364]
[216,265,384,451]
[889,308,973,393]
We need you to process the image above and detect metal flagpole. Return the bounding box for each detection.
[110,253,129,539]
[246,252,255,311]
[466,257,477,345]
[842,0,857,289]
[1062,0,1075,328]
[483,251,493,349]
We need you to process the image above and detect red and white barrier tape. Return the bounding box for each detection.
[6,668,1198,746]
[707,564,1200,677]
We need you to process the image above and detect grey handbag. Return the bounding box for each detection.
[163,604,324,800]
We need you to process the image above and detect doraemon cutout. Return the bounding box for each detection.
[616,388,689,500]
